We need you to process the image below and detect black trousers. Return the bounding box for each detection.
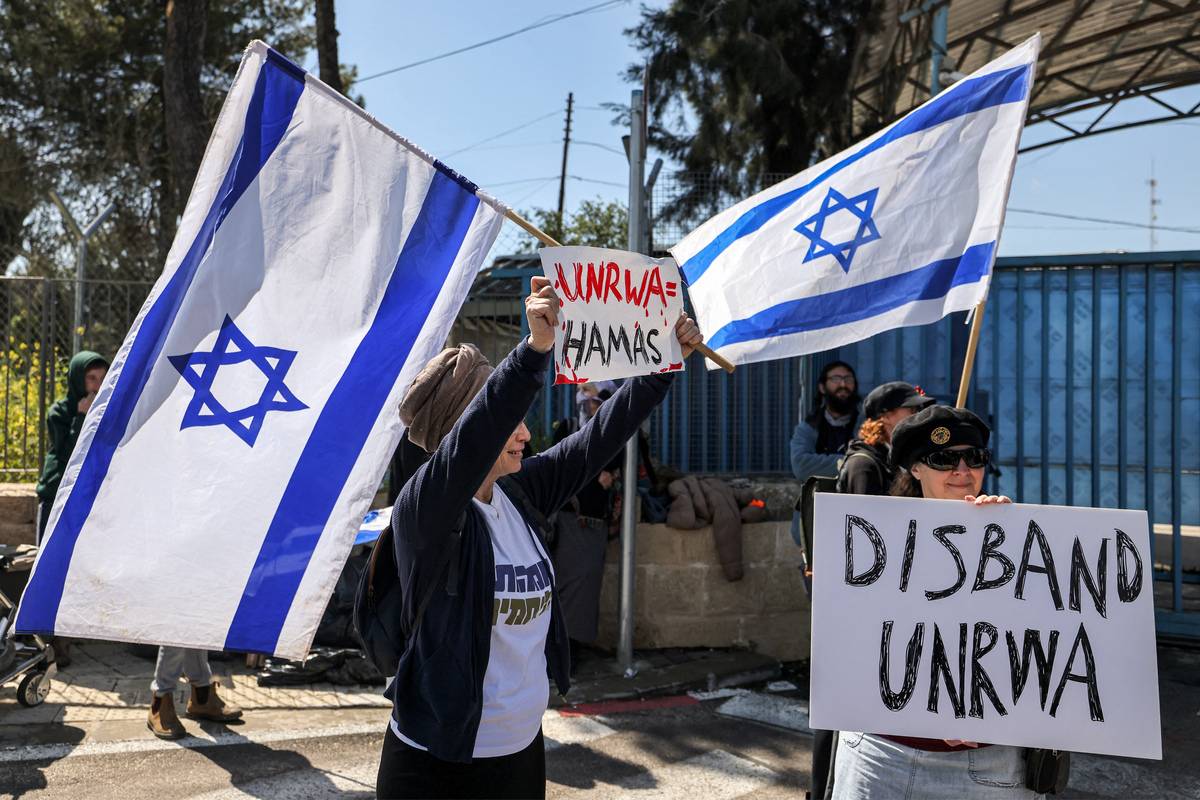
[376,726,546,799]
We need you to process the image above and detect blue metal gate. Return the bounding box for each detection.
[524,251,1200,639]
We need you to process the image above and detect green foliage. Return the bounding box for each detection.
[621,0,875,218]
[0,338,68,481]
[520,197,629,250]
[0,1,351,281]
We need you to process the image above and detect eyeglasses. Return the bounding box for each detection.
[921,447,991,470]
[825,374,855,386]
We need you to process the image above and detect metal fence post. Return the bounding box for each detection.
[618,88,646,678]
[49,190,114,352]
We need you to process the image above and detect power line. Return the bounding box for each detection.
[1007,207,1200,235]
[570,175,625,187]
[485,175,560,188]
[354,0,628,84]
[574,140,626,156]
[454,140,562,152]
[511,177,560,207]
[443,110,560,158]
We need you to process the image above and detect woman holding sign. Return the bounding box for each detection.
[376,276,702,799]
[830,405,1036,799]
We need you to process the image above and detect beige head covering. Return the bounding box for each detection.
[399,344,493,453]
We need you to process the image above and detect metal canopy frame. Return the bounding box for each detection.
[849,0,1200,150]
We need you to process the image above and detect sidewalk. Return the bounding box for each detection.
[0,640,780,751]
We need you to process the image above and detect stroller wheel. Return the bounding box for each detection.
[17,671,50,707]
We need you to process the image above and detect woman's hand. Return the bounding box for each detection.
[964,495,1012,505]
[526,276,559,353]
[675,314,703,359]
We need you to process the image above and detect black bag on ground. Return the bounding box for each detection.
[353,476,556,678]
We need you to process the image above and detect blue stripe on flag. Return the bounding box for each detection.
[705,242,996,351]
[681,64,1030,286]
[15,56,305,634]
[223,170,481,654]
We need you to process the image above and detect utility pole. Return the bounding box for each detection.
[556,92,574,236]
[49,191,114,353]
[1148,160,1160,252]
[929,2,949,95]
[618,88,646,679]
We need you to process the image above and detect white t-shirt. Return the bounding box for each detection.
[391,483,554,758]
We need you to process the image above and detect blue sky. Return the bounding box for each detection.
[328,2,1200,257]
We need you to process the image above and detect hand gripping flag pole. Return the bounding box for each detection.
[504,207,736,373]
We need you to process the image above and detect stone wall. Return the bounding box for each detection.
[0,484,37,547]
[595,521,811,661]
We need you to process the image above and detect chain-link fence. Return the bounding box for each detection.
[0,276,154,480]
[648,172,792,253]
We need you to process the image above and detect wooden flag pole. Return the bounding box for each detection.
[504,208,736,373]
[955,299,987,408]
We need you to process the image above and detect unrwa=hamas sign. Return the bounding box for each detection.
[539,246,686,384]
[809,494,1161,760]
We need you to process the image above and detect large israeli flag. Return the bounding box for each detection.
[16,42,505,658]
[673,36,1040,367]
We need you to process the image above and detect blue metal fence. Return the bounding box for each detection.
[524,250,1200,638]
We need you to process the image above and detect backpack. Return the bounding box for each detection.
[835,451,884,494]
[353,476,555,677]
[794,474,838,597]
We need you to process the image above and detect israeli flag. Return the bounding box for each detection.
[16,42,505,658]
[673,36,1040,367]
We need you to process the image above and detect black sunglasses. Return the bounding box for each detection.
[921,447,991,470]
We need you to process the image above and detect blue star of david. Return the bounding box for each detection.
[168,316,307,447]
[794,186,882,273]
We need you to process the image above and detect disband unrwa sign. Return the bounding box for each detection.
[809,494,1161,760]
[539,246,685,383]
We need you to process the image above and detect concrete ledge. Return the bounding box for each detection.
[0,484,37,546]
[597,522,811,661]
[1153,524,1200,571]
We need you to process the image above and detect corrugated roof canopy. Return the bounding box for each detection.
[849,0,1200,149]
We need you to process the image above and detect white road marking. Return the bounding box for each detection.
[188,759,379,799]
[715,692,812,734]
[0,708,616,764]
[0,722,385,763]
[559,749,779,799]
[543,711,617,750]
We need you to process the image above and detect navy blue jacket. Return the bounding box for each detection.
[388,339,674,763]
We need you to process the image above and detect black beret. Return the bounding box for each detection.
[890,405,990,470]
[864,381,936,420]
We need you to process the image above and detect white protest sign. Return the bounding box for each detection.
[539,246,685,384]
[810,494,1161,760]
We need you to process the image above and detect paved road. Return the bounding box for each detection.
[0,690,811,799]
[2,688,1195,799]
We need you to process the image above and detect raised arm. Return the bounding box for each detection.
[392,278,560,561]
[514,314,703,515]
[515,372,673,515]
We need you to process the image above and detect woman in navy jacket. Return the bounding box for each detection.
[377,276,703,799]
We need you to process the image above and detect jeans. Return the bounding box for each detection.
[151,647,212,697]
[832,732,1040,799]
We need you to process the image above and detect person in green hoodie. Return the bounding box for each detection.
[36,350,110,543]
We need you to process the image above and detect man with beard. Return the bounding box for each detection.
[789,361,860,483]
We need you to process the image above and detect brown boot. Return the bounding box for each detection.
[186,682,243,722]
[148,693,186,740]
